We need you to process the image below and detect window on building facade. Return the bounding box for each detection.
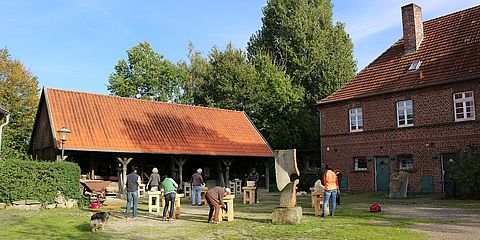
[453,91,475,122]
[398,155,413,171]
[354,157,367,171]
[349,108,363,132]
[397,100,414,127]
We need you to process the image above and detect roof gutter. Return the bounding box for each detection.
[0,113,11,154]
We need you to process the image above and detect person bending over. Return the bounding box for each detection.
[205,186,230,224]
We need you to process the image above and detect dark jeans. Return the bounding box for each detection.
[163,192,176,219]
[125,191,138,218]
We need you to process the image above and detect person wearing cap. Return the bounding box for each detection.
[205,186,230,224]
[191,168,204,206]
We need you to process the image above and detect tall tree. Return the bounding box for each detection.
[0,48,39,153]
[248,0,356,149]
[108,42,192,104]
[193,44,303,148]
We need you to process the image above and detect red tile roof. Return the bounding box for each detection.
[319,5,480,105]
[45,88,273,157]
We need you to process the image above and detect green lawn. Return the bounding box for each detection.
[1,192,478,240]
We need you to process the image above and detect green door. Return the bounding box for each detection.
[375,157,390,191]
[421,176,434,193]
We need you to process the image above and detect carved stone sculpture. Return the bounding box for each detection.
[389,170,409,198]
[272,149,302,224]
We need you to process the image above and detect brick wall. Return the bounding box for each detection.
[318,80,480,193]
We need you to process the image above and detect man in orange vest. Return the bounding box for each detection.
[322,165,339,217]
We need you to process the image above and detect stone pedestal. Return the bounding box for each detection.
[272,206,302,224]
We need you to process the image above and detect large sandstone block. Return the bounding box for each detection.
[29,204,41,211]
[272,207,302,224]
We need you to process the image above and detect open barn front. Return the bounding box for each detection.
[67,150,272,199]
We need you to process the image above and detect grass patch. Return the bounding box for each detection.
[2,191,478,239]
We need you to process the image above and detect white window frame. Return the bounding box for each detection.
[453,91,475,122]
[349,108,363,132]
[354,157,367,171]
[398,155,413,171]
[397,100,414,128]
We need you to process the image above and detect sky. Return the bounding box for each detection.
[1,0,479,95]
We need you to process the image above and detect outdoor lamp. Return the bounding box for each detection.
[57,127,71,161]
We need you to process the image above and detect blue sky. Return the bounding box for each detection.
[1,0,478,95]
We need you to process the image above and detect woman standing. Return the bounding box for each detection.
[322,165,339,217]
[146,167,161,191]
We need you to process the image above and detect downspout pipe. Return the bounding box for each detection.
[0,114,11,154]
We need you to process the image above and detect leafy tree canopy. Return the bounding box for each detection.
[248,0,356,103]
[0,48,39,153]
[192,44,303,148]
[108,42,192,104]
[247,0,357,149]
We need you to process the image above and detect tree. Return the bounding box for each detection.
[450,145,480,198]
[247,0,357,149]
[0,48,39,154]
[108,42,192,104]
[192,44,303,148]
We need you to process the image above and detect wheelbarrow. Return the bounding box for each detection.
[80,180,112,203]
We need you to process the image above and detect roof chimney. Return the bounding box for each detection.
[401,3,423,54]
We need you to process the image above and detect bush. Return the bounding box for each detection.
[0,157,81,204]
[298,167,323,191]
[450,146,480,198]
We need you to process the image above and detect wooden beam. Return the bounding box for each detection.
[263,158,273,192]
[222,158,233,188]
[172,156,188,189]
[216,158,225,187]
[116,157,133,195]
[89,158,94,180]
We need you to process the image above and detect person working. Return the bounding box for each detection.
[322,164,339,217]
[247,168,260,203]
[205,186,230,224]
[162,175,178,221]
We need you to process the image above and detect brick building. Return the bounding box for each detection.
[317,4,480,193]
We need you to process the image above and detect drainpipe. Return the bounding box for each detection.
[0,114,11,153]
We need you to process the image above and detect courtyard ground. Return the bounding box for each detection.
[0,191,479,239]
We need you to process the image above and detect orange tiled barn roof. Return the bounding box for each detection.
[45,88,273,157]
[319,5,480,105]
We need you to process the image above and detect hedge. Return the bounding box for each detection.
[0,158,81,204]
[298,167,323,191]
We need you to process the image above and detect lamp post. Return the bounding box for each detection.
[57,127,71,161]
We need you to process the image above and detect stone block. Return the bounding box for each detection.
[29,204,41,211]
[56,203,67,208]
[272,206,302,224]
[66,199,78,208]
[45,204,56,209]
[6,204,30,210]
[0,203,5,209]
